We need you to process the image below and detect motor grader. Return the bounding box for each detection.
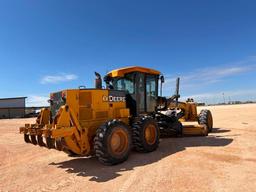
[20,66,213,165]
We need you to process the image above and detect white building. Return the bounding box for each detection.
[0,97,27,118]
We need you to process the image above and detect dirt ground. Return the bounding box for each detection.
[0,104,256,192]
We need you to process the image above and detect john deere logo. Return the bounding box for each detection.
[102,95,126,102]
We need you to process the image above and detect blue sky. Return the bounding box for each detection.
[0,0,256,106]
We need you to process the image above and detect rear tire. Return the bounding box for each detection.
[198,109,213,132]
[94,120,131,165]
[132,116,160,152]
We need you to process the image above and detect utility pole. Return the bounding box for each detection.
[222,93,226,104]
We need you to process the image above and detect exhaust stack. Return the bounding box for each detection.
[95,72,102,89]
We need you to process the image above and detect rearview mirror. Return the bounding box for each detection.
[160,75,165,83]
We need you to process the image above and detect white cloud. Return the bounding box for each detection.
[182,65,253,86]
[162,57,256,94]
[216,67,248,76]
[26,95,49,107]
[40,73,78,84]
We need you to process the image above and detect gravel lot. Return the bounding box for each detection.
[0,104,256,192]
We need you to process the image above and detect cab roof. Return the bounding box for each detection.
[107,66,160,78]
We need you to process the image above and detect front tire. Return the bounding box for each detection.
[132,116,160,152]
[198,109,213,132]
[94,120,131,165]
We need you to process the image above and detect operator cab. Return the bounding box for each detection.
[105,66,161,116]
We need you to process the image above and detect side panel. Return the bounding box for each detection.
[77,89,130,140]
[53,89,130,124]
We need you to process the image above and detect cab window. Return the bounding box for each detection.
[112,73,135,94]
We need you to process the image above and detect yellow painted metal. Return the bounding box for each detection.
[64,137,81,154]
[144,124,157,145]
[119,108,130,118]
[20,89,130,156]
[167,101,209,136]
[110,128,129,156]
[56,106,70,127]
[36,108,51,125]
[51,127,74,138]
[168,101,198,122]
[182,124,208,136]
[107,66,160,78]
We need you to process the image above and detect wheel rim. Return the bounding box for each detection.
[110,128,128,155]
[144,124,157,145]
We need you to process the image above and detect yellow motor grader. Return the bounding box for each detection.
[19,66,213,165]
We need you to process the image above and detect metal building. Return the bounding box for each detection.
[0,97,27,119]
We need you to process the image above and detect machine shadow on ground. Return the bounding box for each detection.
[212,128,231,133]
[49,127,233,183]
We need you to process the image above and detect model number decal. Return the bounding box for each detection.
[102,95,126,102]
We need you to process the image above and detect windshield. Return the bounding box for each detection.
[112,73,135,94]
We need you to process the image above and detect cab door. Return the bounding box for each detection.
[136,72,146,113]
[146,74,158,112]
[136,73,158,113]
